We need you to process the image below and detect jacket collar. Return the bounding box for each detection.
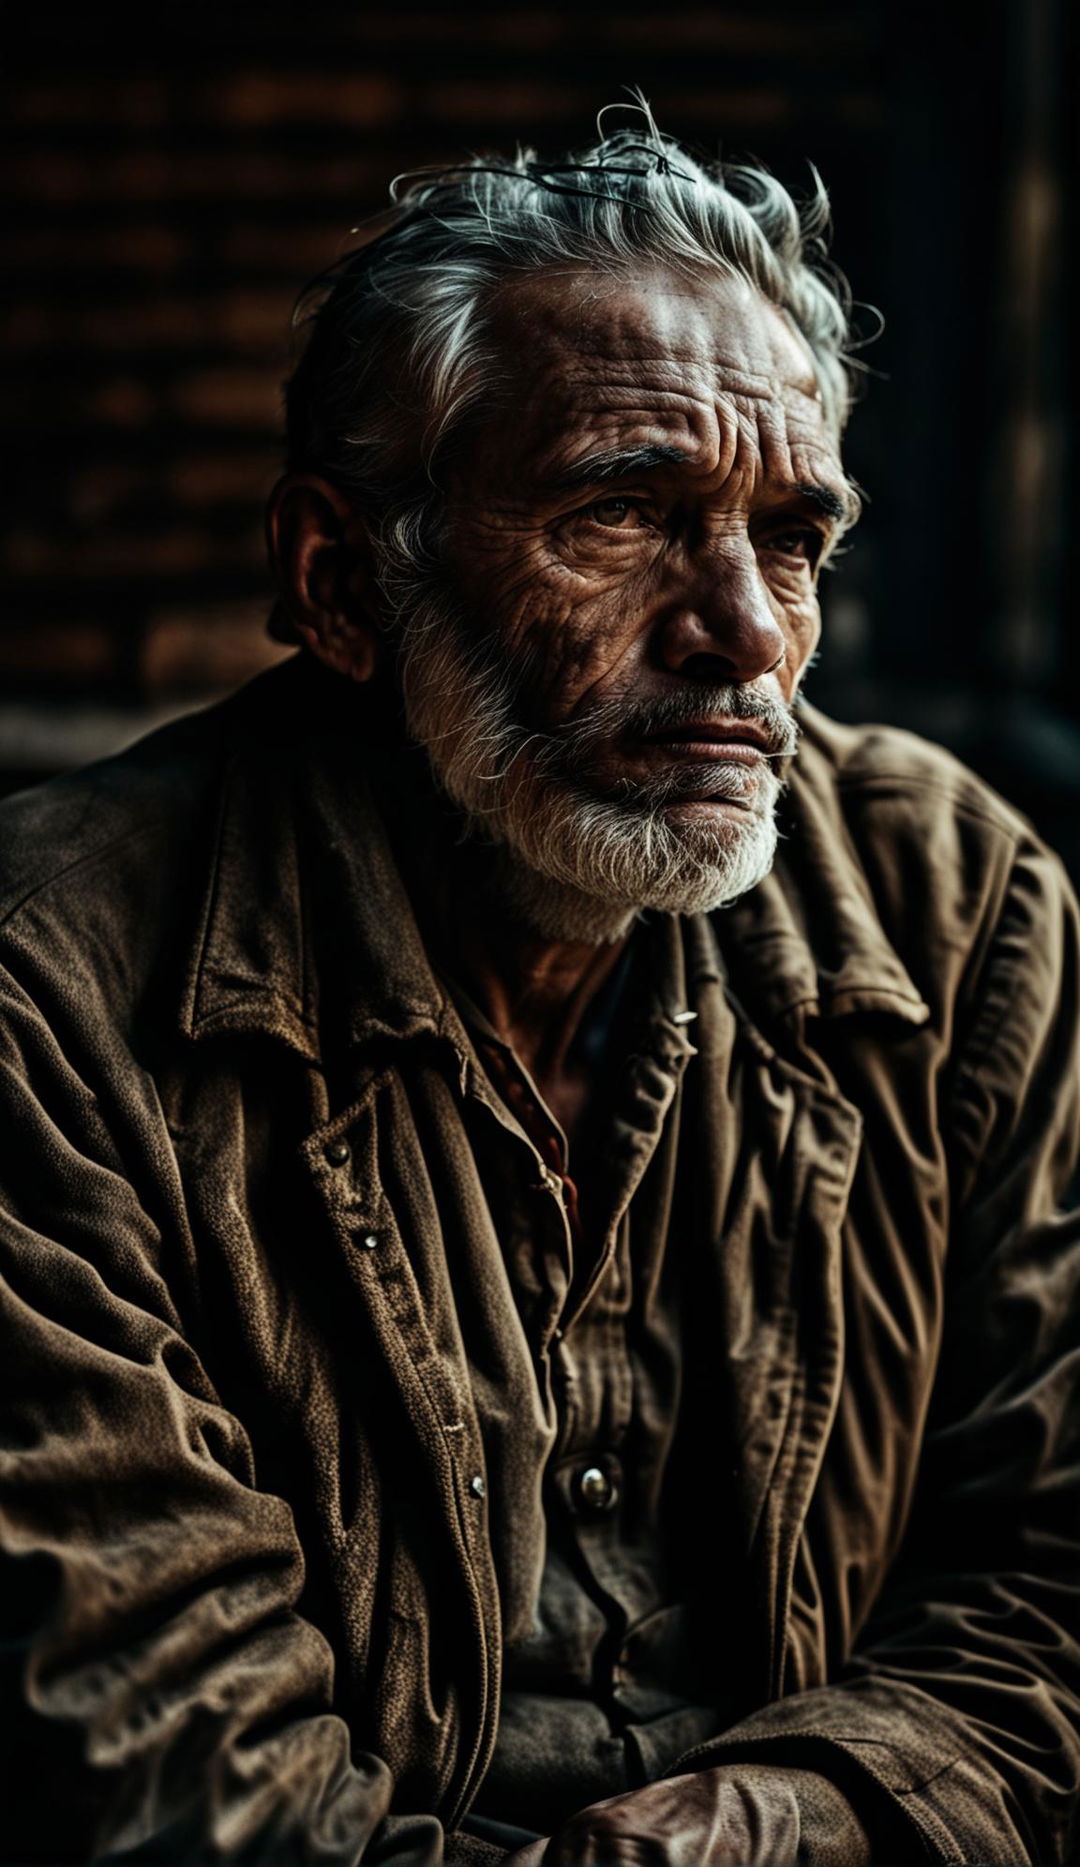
[178,664,929,1061]
[178,661,454,1060]
[715,702,930,1029]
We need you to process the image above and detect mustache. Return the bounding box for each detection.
[535,682,799,771]
[616,685,799,758]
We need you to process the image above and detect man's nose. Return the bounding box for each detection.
[654,540,787,682]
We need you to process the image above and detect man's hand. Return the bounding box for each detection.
[499,1765,796,1864]
[500,1762,875,1866]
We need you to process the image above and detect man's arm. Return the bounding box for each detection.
[686,831,1080,1864]
[509,830,1080,1866]
[0,965,446,1865]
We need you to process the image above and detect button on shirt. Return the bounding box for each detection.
[447,915,737,1835]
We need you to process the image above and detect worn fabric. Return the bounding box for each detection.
[0,654,1078,1864]
[497,1762,877,1866]
[451,925,731,1832]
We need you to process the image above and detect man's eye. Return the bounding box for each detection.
[587,497,644,529]
[760,527,819,560]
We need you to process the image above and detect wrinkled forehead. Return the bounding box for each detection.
[479,264,835,479]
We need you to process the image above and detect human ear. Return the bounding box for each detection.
[265,474,380,682]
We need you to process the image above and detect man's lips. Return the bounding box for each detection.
[634,720,776,761]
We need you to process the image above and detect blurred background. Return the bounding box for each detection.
[4,0,1078,875]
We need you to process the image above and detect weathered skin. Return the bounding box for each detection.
[439,266,850,740]
[270,266,855,1149]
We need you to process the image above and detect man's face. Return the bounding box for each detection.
[394,264,855,937]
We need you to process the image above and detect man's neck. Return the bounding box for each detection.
[441,869,630,1080]
[422,841,632,1136]
[367,725,632,1132]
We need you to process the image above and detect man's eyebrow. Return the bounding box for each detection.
[787,480,857,525]
[550,444,697,492]
[548,454,859,525]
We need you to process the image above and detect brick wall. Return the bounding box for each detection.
[0,5,888,759]
[4,1,1078,877]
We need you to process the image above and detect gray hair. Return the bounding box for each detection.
[280,104,857,625]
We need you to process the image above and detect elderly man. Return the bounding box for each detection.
[1,118,1078,1867]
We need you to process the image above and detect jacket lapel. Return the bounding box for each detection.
[687,921,862,1704]
[297,1062,500,1826]
[172,662,936,1752]
[689,706,932,1698]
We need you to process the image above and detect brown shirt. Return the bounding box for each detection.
[445,917,734,1832]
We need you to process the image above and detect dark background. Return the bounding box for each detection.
[4,1,1078,874]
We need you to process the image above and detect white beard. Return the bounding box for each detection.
[393,586,798,943]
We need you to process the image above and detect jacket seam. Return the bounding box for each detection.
[831,769,1030,837]
[663,1729,960,1861]
[941,843,1036,1174]
[188,756,235,1034]
[0,823,159,934]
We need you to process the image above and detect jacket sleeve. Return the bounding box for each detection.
[0,966,446,1866]
[671,831,1080,1865]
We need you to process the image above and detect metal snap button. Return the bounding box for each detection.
[359,1232,378,1251]
[575,1464,618,1515]
[324,1138,350,1166]
[469,1474,486,1500]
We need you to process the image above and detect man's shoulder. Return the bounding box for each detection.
[777,702,1076,1030]
[0,707,224,937]
[0,667,295,941]
[0,657,329,1065]
[790,701,1054,917]
[794,700,1030,850]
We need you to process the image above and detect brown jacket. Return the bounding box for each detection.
[0,656,1078,1865]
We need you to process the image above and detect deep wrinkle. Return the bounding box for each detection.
[377,267,835,1105]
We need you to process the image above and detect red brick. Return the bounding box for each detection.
[5,227,188,272]
[4,150,389,204]
[3,291,290,356]
[170,368,281,430]
[205,71,402,129]
[0,622,116,683]
[87,377,158,427]
[140,601,290,697]
[2,525,265,580]
[8,77,168,128]
[167,453,278,507]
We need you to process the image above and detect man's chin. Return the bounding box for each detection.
[418,732,782,936]
[488,801,781,942]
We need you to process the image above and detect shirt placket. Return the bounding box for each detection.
[463,942,698,1691]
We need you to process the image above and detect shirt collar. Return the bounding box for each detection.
[177,663,929,1060]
